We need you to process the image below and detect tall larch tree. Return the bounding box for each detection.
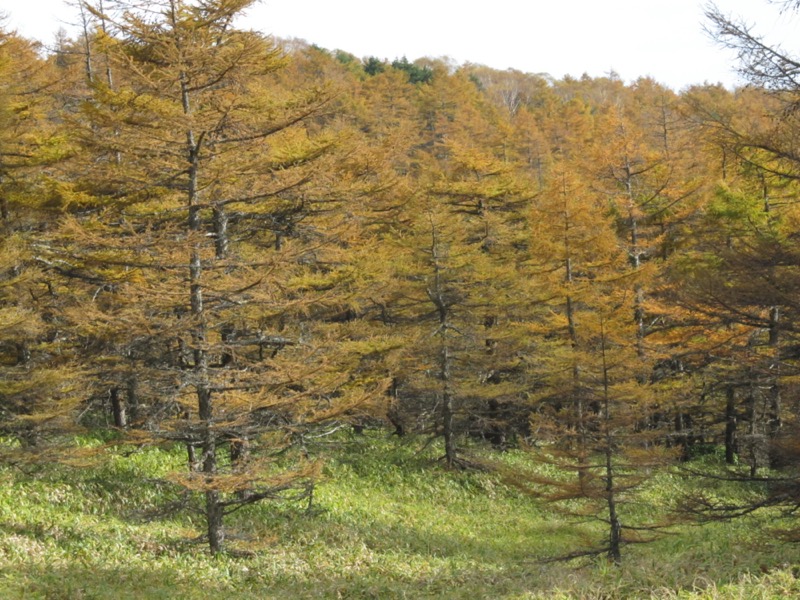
[40,0,386,554]
[682,2,800,469]
[519,82,680,564]
[0,27,82,451]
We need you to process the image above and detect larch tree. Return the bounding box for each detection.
[379,69,531,463]
[0,28,83,451]
[649,0,800,530]
[524,206,677,563]
[379,197,522,467]
[41,0,386,554]
[517,84,680,564]
[670,152,800,471]
[684,3,800,469]
[430,134,532,447]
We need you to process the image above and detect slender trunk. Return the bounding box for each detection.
[429,219,456,467]
[567,300,586,478]
[206,489,224,555]
[78,3,94,84]
[442,344,456,467]
[199,383,222,553]
[562,185,586,478]
[768,306,782,439]
[768,384,781,438]
[192,247,220,550]
[606,448,622,565]
[600,319,622,565]
[213,205,229,260]
[623,157,646,360]
[721,147,727,181]
[99,0,113,90]
[220,323,234,366]
[98,3,121,166]
[178,335,199,468]
[672,410,680,447]
[110,387,127,428]
[725,386,737,465]
[746,386,758,477]
[633,284,645,358]
[483,315,504,446]
[673,409,688,457]
[175,31,222,552]
[767,306,782,468]
[387,378,406,437]
[566,292,582,437]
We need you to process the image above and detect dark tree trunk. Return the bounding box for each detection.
[198,384,222,553]
[428,222,457,467]
[601,321,621,565]
[606,446,622,565]
[110,387,127,428]
[220,323,235,367]
[674,409,693,460]
[768,384,782,438]
[206,489,224,555]
[725,386,737,465]
[745,387,760,477]
[230,435,249,468]
[442,344,456,468]
[387,378,406,437]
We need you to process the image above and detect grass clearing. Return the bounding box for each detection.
[0,432,797,598]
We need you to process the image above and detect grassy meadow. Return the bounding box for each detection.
[0,433,798,599]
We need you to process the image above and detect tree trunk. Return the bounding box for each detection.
[601,320,622,565]
[562,193,587,478]
[110,387,127,428]
[178,46,222,553]
[387,378,406,437]
[213,205,229,260]
[206,489,224,555]
[606,445,622,565]
[428,219,457,467]
[442,345,456,468]
[745,387,760,477]
[725,386,737,465]
[767,306,782,442]
[230,435,249,468]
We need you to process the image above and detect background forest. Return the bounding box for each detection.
[4,0,800,597]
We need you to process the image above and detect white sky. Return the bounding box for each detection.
[2,0,798,90]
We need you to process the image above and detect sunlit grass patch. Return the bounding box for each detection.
[0,431,798,598]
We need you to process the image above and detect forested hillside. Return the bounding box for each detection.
[3,0,800,595]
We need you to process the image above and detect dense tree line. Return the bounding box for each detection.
[3,0,800,559]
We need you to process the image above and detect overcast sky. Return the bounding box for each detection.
[2,0,798,90]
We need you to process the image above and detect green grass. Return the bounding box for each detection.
[0,433,798,598]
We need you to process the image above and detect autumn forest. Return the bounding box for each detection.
[3,0,800,596]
